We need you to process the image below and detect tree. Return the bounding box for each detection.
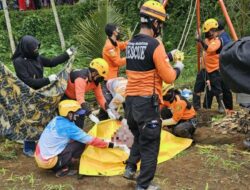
[50,0,65,50]
[2,0,15,54]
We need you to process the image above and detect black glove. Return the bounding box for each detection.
[81,102,91,116]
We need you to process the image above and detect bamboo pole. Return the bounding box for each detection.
[2,0,15,54]
[50,0,65,50]
[196,0,201,71]
[218,0,238,41]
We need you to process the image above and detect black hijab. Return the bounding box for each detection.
[12,35,40,60]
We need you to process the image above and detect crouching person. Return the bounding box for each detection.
[34,100,122,177]
[161,83,197,139]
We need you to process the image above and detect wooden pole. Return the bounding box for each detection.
[50,0,66,50]
[196,0,201,72]
[218,0,238,41]
[2,0,16,54]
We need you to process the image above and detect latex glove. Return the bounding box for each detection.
[173,50,185,62]
[170,49,177,58]
[162,118,177,127]
[107,108,117,120]
[81,102,91,116]
[173,61,184,72]
[89,113,100,124]
[66,46,77,56]
[48,74,58,83]
[121,118,128,128]
[114,143,130,154]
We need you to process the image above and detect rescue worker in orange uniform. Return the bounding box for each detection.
[99,23,129,120]
[196,18,225,113]
[161,84,197,139]
[64,58,116,127]
[123,1,184,189]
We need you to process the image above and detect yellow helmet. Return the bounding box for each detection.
[89,58,109,78]
[140,0,167,22]
[162,82,174,96]
[202,18,218,33]
[58,100,81,117]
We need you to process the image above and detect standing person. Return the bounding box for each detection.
[34,100,127,177]
[18,0,35,10]
[64,58,116,127]
[12,35,74,157]
[217,20,233,112]
[161,84,197,139]
[124,1,184,189]
[196,18,225,113]
[99,23,128,120]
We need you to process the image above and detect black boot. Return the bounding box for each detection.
[193,94,201,111]
[216,94,225,114]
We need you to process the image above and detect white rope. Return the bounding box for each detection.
[177,0,194,50]
[180,0,197,51]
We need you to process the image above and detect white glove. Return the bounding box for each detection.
[107,108,117,120]
[173,61,184,72]
[66,47,76,56]
[89,113,100,124]
[48,74,58,83]
[121,118,128,128]
[114,143,130,154]
[170,49,177,58]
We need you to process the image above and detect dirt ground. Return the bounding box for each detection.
[0,109,250,190]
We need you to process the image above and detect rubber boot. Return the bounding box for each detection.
[216,94,225,114]
[193,94,201,111]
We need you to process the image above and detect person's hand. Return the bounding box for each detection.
[107,108,117,120]
[81,102,91,116]
[173,61,184,72]
[121,118,128,128]
[89,113,100,124]
[48,74,58,83]
[66,46,77,56]
[170,49,177,58]
[173,50,185,62]
[113,143,130,154]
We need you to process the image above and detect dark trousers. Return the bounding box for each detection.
[52,141,85,172]
[161,107,196,138]
[125,96,161,189]
[98,81,113,120]
[193,69,213,109]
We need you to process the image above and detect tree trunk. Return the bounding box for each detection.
[2,0,15,54]
[50,0,65,50]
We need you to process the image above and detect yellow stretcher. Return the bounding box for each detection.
[79,119,192,176]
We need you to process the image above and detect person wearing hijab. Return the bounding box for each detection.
[12,35,75,157]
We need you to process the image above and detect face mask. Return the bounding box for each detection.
[116,32,121,41]
[30,48,39,59]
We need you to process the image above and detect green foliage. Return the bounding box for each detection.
[74,0,128,62]
[0,1,97,68]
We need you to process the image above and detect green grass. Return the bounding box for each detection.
[42,184,74,190]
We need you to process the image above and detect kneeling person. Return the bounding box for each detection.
[161,84,197,138]
[34,100,121,177]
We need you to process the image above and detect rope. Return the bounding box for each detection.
[180,0,197,51]
[177,0,195,50]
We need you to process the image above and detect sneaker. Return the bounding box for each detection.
[123,167,136,180]
[23,140,36,157]
[23,149,35,157]
[135,184,161,190]
[55,167,78,178]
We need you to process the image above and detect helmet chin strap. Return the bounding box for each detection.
[152,22,162,38]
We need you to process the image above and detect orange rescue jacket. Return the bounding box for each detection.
[163,95,196,122]
[204,37,221,73]
[102,39,128,80]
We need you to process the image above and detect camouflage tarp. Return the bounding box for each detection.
[0,57,73,141]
